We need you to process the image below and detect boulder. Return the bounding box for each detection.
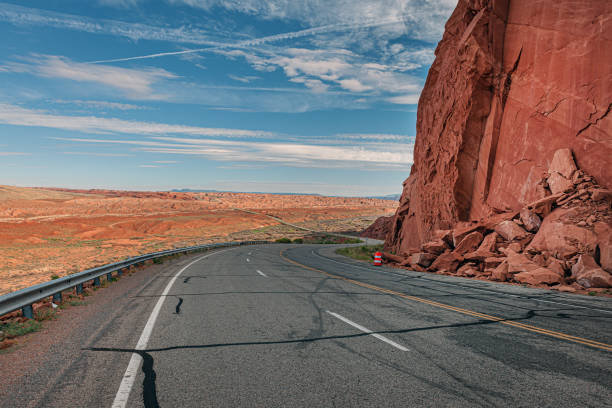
[495,221,529,242]
[478,232,498,253]
[527,208,598,258]
[361,216,393,240]
[505,249,540,274]
[548,148,577,179]
[457,263,479,277]
[514,268,563,285]
[571,254,612,288]
[429,251,463,273]
[409,252,437,268]
[519,208,541,233]
[452,224,484,248]
[381,252,404,264]
[547,258,566,277]
[484,257,505,269]
[453,231,484,255]
[525,193,565,217]
[592,189,612,202]
[491,262,509,282]
[421,240,448,255]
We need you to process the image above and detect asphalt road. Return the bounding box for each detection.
[2,244,611,407]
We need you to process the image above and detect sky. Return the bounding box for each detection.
[0,0,457,196]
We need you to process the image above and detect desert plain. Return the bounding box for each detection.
[0,185,396,295]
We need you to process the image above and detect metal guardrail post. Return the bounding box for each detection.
[106,272,113,282]
[76,283,83,295]
[93,277,100,287]
[52,292,62,303]
[22,304,33,319]
[117,270,123,277]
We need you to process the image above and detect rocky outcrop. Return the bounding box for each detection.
[379,0,612,292]
[386,0,612,256]
[360,215,393,240]
[385,147,612,290]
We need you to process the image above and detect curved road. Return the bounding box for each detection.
[1,244,611,407]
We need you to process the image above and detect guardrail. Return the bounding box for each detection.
[0,240,269,319]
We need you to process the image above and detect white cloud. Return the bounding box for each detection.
[138,164,161,168]
[170,0,457,43]
[0,2,225,45]
[5,55,176,99]
[53,100,147,111]
[0,103,276,138]
[386,94,420,104]
[61,151,132,157]
[338,78,372,92]
[46,134,413,170]
[227,74,260,83]
[99,0,142,7]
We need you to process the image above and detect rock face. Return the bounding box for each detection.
[360,215,393,241]
[386,0,612,256]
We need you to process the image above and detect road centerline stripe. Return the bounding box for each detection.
[280,250,612,352]
[111,248,235,408]
[256,270,267,277]
[326,311,409,351]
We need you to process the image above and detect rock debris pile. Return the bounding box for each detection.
[382,149,612,291]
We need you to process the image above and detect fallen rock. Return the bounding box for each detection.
[525,193,565,217]
[547,258,566,277]
[548,172,574,195]
[520,208,541,232]
[527,208,598,258]
[555,285,576,293]
[571,254,612,288]
[514,268,563,286]
[495,220,529,242]
[452,224,484,248]
[478,232,498,253]
[592,189,612,202]
[453,231,484,255]
[549,148,577,179]
[507,242,523,253]
[484,257,505,269]
[491,262,509,282]
[457,263,479,277]
[429,251,463,273]
[421,240,448,255]
[506,249,540,274]
[410,252,437,268]
[382,252,404,264]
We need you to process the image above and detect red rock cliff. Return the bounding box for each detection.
[387,0,612,255]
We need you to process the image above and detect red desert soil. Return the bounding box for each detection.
[0,185,396,295]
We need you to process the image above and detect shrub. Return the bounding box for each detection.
[276,237,292,243]
[292,238,304,244]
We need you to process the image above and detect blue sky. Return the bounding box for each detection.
[0,0,456,196]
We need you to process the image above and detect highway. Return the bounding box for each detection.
[1,244,611,407]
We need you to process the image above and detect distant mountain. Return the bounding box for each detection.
[170,189,399,200]
[366,194,401,201]
[170,189,321,196]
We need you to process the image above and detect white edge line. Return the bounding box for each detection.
[111,248,234,408]
[256,270,267,277]
[326,311,408,352]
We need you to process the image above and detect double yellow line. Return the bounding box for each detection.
[280,250,612,352]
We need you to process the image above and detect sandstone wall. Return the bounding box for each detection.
[387,0,612,255]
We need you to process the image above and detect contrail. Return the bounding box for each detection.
[89,16,408,64]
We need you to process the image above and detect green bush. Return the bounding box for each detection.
[292,238,304,244]
[275,237,292,243]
